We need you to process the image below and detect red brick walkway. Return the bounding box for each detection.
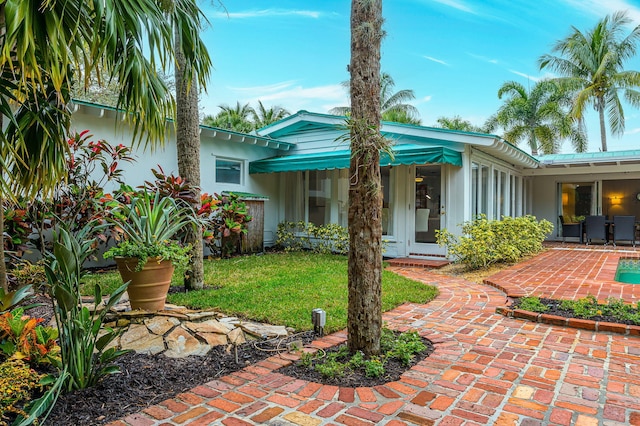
[486,245,640,303]
[108,248,640,425]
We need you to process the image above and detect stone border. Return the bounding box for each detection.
[495,306,640,336]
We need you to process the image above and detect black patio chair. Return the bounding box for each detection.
[613,215,636,247]
[559,215,583,243]
[585,215,607,245]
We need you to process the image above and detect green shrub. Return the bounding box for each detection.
[560,295,599,318]
[10,261,47,292]
[0,359,46,423]
[517,296,549,313]
[436,215,553,269]
[298,328,427,379]
[276,221,349,254]
[364,357,385,378]
[0,308,60,366]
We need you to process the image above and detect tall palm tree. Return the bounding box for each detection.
[433,115,481,132]
[330,72,420,124]
[486,80,586,155]
[252,100,290,129]
[383,109,421,125]
[539,11,640,152]
[169,0,212,291]
[0,0,210,289]
[347,0,384,356]
[203,102,255,133]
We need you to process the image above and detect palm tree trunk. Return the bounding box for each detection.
[174,28,204,290]
[0,3,8,292]
[347,0,383,356]
[598,97,608,152]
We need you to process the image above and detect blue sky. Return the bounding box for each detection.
[198,0,640,153]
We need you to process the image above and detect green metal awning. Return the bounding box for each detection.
[249,145,462,174]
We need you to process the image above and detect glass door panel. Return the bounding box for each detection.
[414,165,441,243]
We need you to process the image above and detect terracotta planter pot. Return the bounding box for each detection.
[115,257,174,311]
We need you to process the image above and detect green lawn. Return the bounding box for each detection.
[83,252,438,333]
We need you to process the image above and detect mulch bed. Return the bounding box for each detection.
[46,333,315,425]
[510,297,640,326]
[17,292,432,425]
[279,337,435,388]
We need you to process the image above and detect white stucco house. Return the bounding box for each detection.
[70,100,640,258]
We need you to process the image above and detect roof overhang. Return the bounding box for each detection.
[259,110,539,169]
[249,145,462,174]
[536,150,640,169]
[70,99,293,151]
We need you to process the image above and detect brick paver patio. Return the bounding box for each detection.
[108,245,640,425]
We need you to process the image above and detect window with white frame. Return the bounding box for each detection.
[215,158,243,184]
[284,168,395,233]
[472,156,526,220]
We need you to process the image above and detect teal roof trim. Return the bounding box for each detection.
[537,150,640,163]
[249,145,462,174]
[71,99,293,150]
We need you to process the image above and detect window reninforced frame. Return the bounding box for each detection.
[215,157,243,185]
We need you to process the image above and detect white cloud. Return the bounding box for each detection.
[210,9,322,19]
[563,0,640,23]
[625,127,640,135]
[467,53,499,64]
[423,56,449,66]
[223,83,347,114]
[228,81,299,94]
[419,95,433,103]
[508,70,541,82]
[432,0,476,14]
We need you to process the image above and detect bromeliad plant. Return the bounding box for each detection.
[103,190,198,270]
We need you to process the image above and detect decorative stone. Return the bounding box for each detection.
[219,317,240,326]
[185,311,221,321]
[118,310,154,319]
[184,319,231,335]
[116,319,131,327]
[154,311,189,320]
[165,326,211,358]
[226,327,246,345]
[197,332,228,346]
[145,316,179,335]
[240,322,289,339]
[120,324,165,355]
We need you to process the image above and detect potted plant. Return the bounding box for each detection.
[104,190,197,310]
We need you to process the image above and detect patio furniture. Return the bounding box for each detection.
[559,215,583,243]
[585,215,607,245]
[613,215,636,247]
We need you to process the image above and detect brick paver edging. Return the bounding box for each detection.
[495,306,640,335]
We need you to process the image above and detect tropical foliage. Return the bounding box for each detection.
[436,215,553,269]
[330,72,421,124]
[45,227,130,391]
[103,191,198,271]
[203,101,290,132]
[433,115,484,132]
[486,80,587,155]
[539,11,640,152]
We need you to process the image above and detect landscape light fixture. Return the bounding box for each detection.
[312,308,326,337]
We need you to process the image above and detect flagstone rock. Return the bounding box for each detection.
[240,322,289,338]
[120,324,165,355]
[197,332,229,346]
[219,317,240,327]
[164,326,211,358]
[227,327,246,345]
[184,319,231,335]
[185,311,222,321]
[145,316,180,335]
